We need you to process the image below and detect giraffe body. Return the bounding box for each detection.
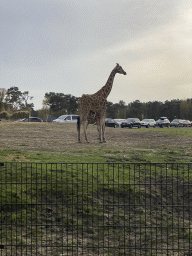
[77,63,126,143]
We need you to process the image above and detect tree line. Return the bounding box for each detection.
[1,87,192,121]
[107,99,192,121]
[41,93,192,121]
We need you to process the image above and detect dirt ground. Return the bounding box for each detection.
[0,121,192,157]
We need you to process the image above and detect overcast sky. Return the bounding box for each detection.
[1,0,192,110]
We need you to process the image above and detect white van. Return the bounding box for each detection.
[52,114,78,123]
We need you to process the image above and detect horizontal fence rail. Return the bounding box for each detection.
[0,162,192,255]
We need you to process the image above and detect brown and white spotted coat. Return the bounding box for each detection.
[77,63,126,143]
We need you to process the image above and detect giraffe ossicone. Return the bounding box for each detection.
[77,63,126,143]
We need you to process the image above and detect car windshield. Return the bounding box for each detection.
[172,119,179,122]
[58,115,67,119]
[142,119,150,122]
[126,118,134,122]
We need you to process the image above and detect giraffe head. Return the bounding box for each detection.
[115,63,127,75]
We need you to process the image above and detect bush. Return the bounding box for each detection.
[0,111,29,120]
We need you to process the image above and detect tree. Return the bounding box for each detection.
[145,101,162,120]
[117,100,126,118]
[106,102,119,119]
[180,99,192,120]
[64,94,79,114]
[45,92,65,114]
[40,97,50,122]
[21,91,34,109]
[106,101,115,118]
[44,92,79,116]
[0,89,6,112]
[6,87,22,110]
[140,103,147,120]
[126,100,142,119]
[5,87,34,112]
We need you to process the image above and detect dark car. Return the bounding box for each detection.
[170,119,183,127]
[20,117,43,122]
[121,118,141,128]
[156,117,170,128]
[105,118,119,128]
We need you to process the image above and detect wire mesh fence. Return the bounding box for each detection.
[0,162,192,255]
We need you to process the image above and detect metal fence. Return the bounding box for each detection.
[0,162,192,255]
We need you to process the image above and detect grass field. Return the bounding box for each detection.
[1,121,192,163]
[0,122,192,255]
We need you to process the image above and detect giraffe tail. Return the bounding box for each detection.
[77,116,80,132]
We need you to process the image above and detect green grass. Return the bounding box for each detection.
[0,144,191,164]
[1,128,192,254]
[1,162,192,245]
[146,126,192,135]
[158,127,192,136]
[1,126,192,164]
[0,147,108,162]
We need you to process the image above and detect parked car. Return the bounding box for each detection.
[105,118,119,128]
[182,120,191,127]
[114,119,125,126]
[20,117,43,122]
[170,119,183,127]
[40,115,57,122]
[141,119,156,128]
[52,114,78,123]
[156,117,170,128]
[121,118,141,128]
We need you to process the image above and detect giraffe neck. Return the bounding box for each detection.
[95,69,116,99]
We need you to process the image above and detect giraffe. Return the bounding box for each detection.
[77,63,127,143]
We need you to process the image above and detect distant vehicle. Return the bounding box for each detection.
[20,117,43,122]
[121,118,141,128]
[105,118,119,128]
[41,115,57,122]
[141,119,156,128]
[170,119,183,127]
[182,120,191,127]
[52,114,78,123]
[156,117,170,128]
[114,119,125,125]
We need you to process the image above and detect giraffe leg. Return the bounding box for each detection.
[100,124,106,143]
[98,124,102,143]
[95,116,100,140]
[82,121,90,142]
[102,123,106,143]
[98,117,104,143]
[78,111,90,143]
[97,124,100,140]
[99,114,106,143]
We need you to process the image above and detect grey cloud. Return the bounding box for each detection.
[1,0,188,110]
[0,0,178,68]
